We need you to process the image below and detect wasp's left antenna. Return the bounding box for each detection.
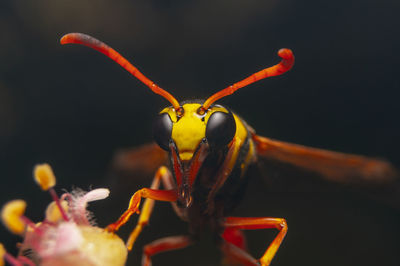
[60,33,181,111]
[201,48,295,112]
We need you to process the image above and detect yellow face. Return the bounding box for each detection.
[160,103,229,161]
[154,101,250,207]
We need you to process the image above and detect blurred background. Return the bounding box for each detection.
[0,0,399,265]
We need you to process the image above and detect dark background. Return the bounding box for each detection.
[0,0,399,265]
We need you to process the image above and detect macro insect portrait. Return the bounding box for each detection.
[56,33,397,266]
[1,1,399,266]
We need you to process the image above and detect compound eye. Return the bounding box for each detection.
[206,111,236,148]
[153,113,173,151]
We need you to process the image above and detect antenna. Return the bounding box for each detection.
[201,48,294,111]
[60,33,181,111]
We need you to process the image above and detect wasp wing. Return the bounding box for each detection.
[253,134,398,186]
[112,142,168,180]
[251,134,400,209]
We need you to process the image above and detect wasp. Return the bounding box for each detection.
[60,33,398,266]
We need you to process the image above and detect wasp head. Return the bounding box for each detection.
[152,103,236,208]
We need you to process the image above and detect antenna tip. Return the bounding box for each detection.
[60,33,87,45]
[60,34,71,45]
[278,48,294,59]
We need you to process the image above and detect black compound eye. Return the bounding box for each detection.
[206,111,236,148]
[153,113,173,151]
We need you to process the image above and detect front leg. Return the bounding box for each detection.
[221,217,288,266]
[106,166,178,249]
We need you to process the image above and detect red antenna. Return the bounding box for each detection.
[201,48,295,111]
[60,33,181,111]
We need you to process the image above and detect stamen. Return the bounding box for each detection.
[60,193,72,202]
[33,164,69,221]
[60,33,181,111]
[202,48,295,110]
[19,216,42,235]
[0,243,5,265]
[45,200,69,223]
[33,164,56,191]
[1,200,27,235]
[16,256,35,266]
[49,188,69,221]
[3,253,24,266]
[1,243,27,266]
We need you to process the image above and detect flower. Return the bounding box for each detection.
[1,164,127,266]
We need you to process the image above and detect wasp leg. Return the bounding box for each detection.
[221,217,287,266]
[125,166,184,250]
[106,167,178,246]
[142,235,192,266]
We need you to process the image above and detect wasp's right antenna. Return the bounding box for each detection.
[60,33,181,111]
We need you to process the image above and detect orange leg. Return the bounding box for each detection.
[142,235,192,266]
[106,166,178,250]
[221,217,288,266]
